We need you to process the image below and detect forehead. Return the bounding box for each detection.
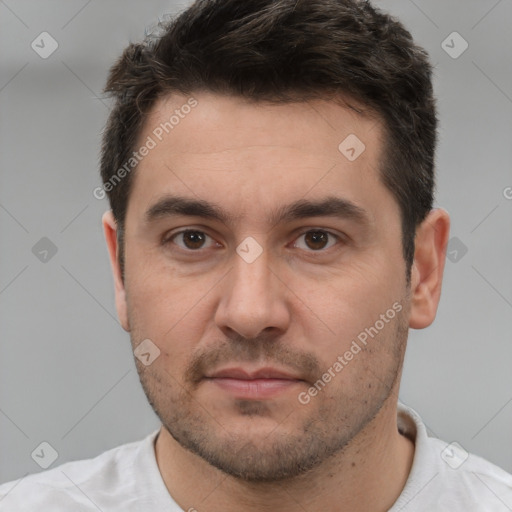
[144,91,381,156]
[125,91,395,229]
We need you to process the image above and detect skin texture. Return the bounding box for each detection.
[103,91,450,512]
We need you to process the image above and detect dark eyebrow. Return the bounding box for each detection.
[270,196,369,227]
[145,196,238,225]
[144,195,370,227]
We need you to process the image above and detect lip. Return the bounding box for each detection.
[204,367,305,400]
[206,367,302,380]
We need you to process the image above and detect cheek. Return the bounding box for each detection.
[126,243,201,325]
[310,305,407,406]
[313,263,400,327]
[124,260,214,367]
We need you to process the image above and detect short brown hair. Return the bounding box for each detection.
[100,0,437,280]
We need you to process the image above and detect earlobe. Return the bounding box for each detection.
[408,208,451,329]
[102,210,130,332]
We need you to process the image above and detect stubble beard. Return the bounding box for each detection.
[133,309,409,483]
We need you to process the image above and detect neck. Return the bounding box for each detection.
[154,399,415,512]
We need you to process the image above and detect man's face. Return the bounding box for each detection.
[115,92,411,480]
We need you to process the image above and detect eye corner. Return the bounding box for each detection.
[161,228,223,253]
[292,228,346,253]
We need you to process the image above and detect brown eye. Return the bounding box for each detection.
[294,230,339,251]
[305,231,329,250]
[169,230,214,250]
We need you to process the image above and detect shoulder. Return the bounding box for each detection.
[430,435,512,507]
[394,404,512,511]
[0,431,158,511]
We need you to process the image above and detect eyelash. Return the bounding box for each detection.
[163,228,345,254]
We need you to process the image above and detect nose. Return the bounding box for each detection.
[214,246,291,340]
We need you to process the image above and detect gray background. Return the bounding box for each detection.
[0,0,511,485]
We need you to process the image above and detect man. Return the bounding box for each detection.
[1,0,511,510]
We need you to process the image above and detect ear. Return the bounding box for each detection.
[408,208,451,329]
[102,210,130,332]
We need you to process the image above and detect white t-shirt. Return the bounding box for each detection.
[1,404,511,511]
